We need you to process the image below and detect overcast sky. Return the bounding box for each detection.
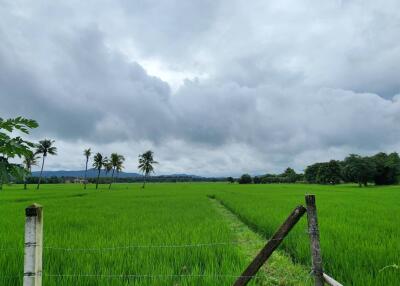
[2,0,400,176]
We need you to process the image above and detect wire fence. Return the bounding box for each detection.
[0,271,315,284]
[1,197,351,286]
[0,236,315,284]
[0,235,299,252]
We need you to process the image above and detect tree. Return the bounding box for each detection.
[304,163,323,183]
[138,150,158,188]
[108,153,125,190]
[83,148,91,190]
[253,176,261,184]
[282,167,297,183]
[238,174,252,184]
[0,117,38,190]
[35,139,57,190]
[23,153,39,190]
[342,154,376,187]
[227,176,235,183]
[371,152,400,185]
[93,153,107,190]
[316,160,342,185]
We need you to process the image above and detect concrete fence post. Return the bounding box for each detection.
[23,204,43,286]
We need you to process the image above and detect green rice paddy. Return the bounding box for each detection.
[0,183,399,285]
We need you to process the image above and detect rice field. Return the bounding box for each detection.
[214,183,400,286]
[0,183,399,285]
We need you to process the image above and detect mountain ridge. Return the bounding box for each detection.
[31,169,203,178]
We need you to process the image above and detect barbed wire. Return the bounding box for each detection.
[42,240,256,252]
[0,218,310,254]
[43,273,265,279]
[38,236,294,252]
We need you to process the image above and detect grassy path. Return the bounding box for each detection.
[210,197,312,286]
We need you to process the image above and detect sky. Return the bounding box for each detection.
[1,0,400,176]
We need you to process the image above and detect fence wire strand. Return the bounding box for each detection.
[41,237,293,252]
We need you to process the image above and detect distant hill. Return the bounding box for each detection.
[31,169,204,179]
[31,168,141,178]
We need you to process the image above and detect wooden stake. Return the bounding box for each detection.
[23,204,43,286]
[232,205,306,286]
[305,195,324,286]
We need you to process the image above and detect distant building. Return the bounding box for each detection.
[73,178,88,184]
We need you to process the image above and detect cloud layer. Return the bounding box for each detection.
[1,0,400,176]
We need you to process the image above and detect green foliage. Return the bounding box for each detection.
[238,173,252,184]
[108,153,125,189]
[36,139,57,157]
[138,150,157,176]
[83,148,91,159]
[138,150,158,188]
[93,153,108,189]
[372,152,400,185]
[0,117,38,159]
[259,168,299,184]
[304,163,323,183]
[253,176,261,184]
[22,153,39,189]
[110,153,125,173]
[83,148,91,189]
[35,139,57,189]
[93,153,106,171]
[316,160,342,185]
[342,154,376,186]
[305,152,400,186]
[0,117,38,188]
[282,167,297,183]
[226,176,235,183]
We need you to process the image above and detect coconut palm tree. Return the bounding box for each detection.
[35,139,57,190]
[83,148,91,190]
[93,153,107,190]
[108,153,125,190]
[23,153,39,190]
[138,150,158,188]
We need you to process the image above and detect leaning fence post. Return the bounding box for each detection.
[232,205,307,286]
[23,204,43,286]
[305,195,324,286]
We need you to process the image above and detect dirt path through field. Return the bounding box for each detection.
[209,197,312,286]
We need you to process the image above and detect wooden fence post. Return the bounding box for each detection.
[305,195,324,286]
[232,205,306,286]
[23,204,43,286]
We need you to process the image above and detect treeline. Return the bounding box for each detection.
[235,152,400,186]
[235,168,303,184]
[305,152,400,186]
[21,175,225,184]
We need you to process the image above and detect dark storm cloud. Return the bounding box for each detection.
[1,0,400,175]
[0,23,174,143]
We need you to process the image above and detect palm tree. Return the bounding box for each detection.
[35,139,57,190]
[93,153,107,190]
[108,153,125,190]
[23,153,39,190]
[83,148,91,190]
[138,150,158,188]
